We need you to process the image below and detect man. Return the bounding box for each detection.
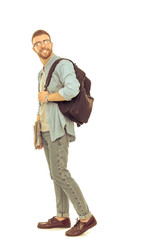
[32,29,97,237]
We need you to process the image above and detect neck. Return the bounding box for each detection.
[40,51,54,66]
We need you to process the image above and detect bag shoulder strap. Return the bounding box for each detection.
[44,58,73,90]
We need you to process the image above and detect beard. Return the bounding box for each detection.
[37,47,53,59]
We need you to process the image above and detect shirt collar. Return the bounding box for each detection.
[45,54,57,69]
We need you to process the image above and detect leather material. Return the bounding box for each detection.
[65,215,97,236]
[44,58,94,127]
[37,217,71,229]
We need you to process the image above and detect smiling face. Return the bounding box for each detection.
[32,34,53,59]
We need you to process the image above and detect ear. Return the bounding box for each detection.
[33,47,37,53]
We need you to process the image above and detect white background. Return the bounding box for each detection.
[0,0,160,239]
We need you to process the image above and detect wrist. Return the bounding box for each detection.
[47,94,52,102]
[37,114,40,121]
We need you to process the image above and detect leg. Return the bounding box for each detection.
[41,131,69,217]
[53,180,69,218]
[47,132,92,220]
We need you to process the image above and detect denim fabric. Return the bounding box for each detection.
[41,131,92,220]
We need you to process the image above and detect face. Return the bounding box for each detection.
[32,34,53,59]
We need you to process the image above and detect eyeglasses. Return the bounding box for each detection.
[33,39,51,49]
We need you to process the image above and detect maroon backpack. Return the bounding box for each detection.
[44,58,94,127]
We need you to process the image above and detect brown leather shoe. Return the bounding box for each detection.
[37,217,71,229]
[65,215,97,236]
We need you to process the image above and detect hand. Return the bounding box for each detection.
[37,142,43,150]
[37,114,40,121]
[38,91,49,103]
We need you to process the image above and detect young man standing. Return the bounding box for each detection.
[32,30,97,237]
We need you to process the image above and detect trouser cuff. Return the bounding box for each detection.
[79,212,92,220]
[57,212,69,218]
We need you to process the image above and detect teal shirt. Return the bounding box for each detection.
[37,54,80,142]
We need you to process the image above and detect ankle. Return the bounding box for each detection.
[80,215,92,223]
[55,217,67,221]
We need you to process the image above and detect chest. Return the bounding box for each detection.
[39,70,63,93]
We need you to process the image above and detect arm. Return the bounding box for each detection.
[38,91,66,102]
[38,60,80,103]
[57,60,80,101]
[48,92,66,101]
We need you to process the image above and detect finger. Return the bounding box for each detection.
[37,143,43,149]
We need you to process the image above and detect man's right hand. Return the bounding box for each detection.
[37,142,43,150]
[37,114,40,121]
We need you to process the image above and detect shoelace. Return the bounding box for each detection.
[49,216,56,223]
[73,218,81,227]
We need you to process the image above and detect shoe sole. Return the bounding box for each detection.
[37,225,71,229]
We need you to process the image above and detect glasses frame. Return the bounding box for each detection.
[33,39,51,49]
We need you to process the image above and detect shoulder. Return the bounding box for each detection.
[56,59,75,74]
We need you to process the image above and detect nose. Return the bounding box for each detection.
[41,41,46,48]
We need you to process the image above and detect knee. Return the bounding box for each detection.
[52,167,71,185]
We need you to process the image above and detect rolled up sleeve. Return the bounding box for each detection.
[58,60,80,101]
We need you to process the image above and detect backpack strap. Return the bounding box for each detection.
[44,58,73,91]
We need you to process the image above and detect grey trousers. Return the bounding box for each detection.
[41,131,92,220]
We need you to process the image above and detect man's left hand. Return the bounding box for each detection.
[38,91,49,103]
